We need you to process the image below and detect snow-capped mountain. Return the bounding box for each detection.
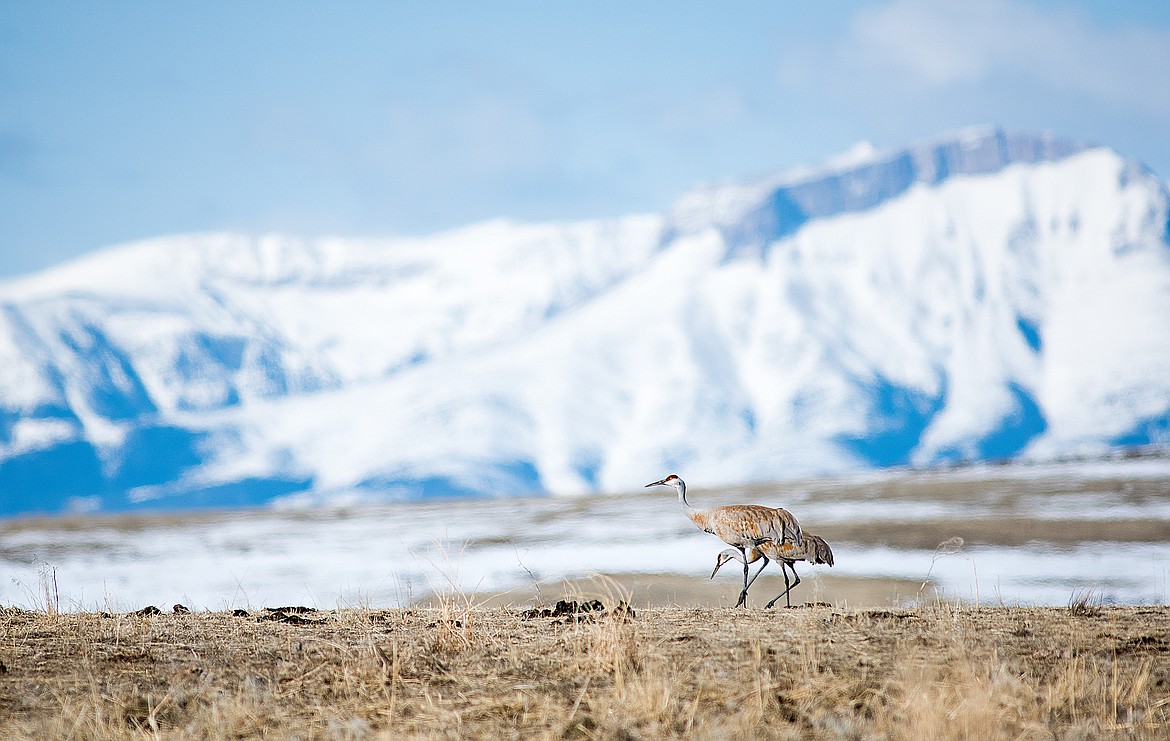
[2,127,1169,516]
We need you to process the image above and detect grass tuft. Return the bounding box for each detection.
[1069,589,1104,617]
[1,603,1168,739]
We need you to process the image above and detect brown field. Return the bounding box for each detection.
[427,572,931,611]
[2,466,1168,738]
[2,592,1169,740]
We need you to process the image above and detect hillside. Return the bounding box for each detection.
[2,127,1169,514]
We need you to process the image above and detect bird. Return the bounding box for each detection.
[711,534,834,608]
[645,474,802,608]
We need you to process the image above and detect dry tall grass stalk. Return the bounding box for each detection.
[1,602,1168,740]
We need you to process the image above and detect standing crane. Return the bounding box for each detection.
[711,533,834,608]
[645,474,802,608]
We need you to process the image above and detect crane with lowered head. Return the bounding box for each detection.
[645,474,802,608]
[712,533,834,608]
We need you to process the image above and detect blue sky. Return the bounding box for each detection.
[2,0,1168,279]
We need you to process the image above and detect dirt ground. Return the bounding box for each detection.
[423,571,928,611]
[2,468,1168,737]
[2,597,1168,740]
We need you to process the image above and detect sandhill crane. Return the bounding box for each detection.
[712,534,834,608]
[645,474,802,608]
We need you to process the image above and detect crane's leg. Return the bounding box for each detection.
[786,568,801,607]
[745,555,770,592]
[737,555,770,607]
[764,564,790,609]
[736,546,751,608]
[765,563,801,609]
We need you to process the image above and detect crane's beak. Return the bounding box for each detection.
[710,555,728,579]
[644,478,667,488]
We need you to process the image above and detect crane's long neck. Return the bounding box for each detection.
[720,548,747,565]
[676,481,702,524]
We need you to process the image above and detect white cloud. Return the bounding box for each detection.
[781,0,1170,118]
[795,0,1170,116]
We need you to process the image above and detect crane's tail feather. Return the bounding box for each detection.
[807,534,835,566]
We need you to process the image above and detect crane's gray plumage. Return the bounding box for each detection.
[712,533,834,608]
[646,474,804,607]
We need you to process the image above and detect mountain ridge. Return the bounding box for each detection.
[1,127,1168,515]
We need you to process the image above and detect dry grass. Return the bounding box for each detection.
[2,597,1169,740]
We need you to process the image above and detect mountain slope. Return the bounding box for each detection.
[2,128,1168,514]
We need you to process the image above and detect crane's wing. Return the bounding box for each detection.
[711,504,803,547]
